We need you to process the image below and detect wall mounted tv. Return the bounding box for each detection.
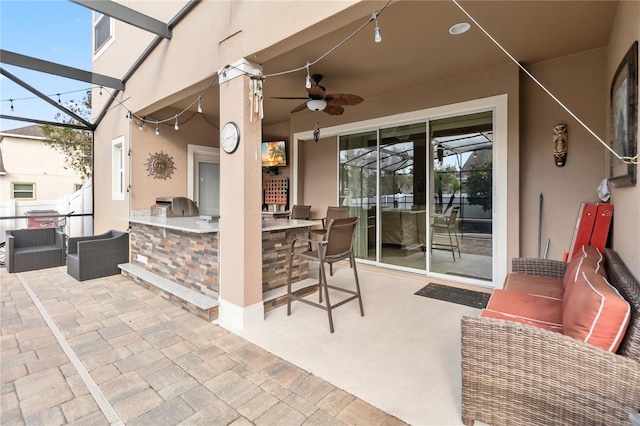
[261,140,287,168]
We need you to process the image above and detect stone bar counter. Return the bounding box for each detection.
[121,214,318,321]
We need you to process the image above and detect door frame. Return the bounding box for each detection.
[292,95,512,288]
[187,144,220,209]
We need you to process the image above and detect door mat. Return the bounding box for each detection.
[415,283,490,309]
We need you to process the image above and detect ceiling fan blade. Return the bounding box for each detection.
[307,85,326,98]
[272,96,309,100]
[324,104,344,115]
[290,102,308,113]
[326,94,364,106]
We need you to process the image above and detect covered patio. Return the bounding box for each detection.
[1,262,481,425]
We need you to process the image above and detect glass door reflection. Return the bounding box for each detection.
[378,124,427,270]
[429,112,493,281]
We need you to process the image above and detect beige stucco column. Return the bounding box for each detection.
[217,59,264,332]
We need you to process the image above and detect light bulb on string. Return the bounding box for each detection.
[57,94,61,103]
[305,63,312,89]
[10,99,14,112]
[174,116,179,131]
[155,124,160,136]
[197,97,202,114]
[373,13,382,43]
[139,118,144,131]
[99,86,103,96]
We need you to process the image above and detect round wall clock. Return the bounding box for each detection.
[221,121,240,154]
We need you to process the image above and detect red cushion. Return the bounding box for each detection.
[562,246,606,309]
[480,309,563,332]
[562,270,630,352]
[504,273,564,299]
[486,289,563,325]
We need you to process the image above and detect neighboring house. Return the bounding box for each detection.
[0,125,84,202]
[88,1,639,331]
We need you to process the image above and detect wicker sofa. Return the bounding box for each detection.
[461,248,640,425]
[5,228,67,273]
[67,230,129,281]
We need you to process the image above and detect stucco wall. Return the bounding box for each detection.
[0,137,83,201]
[606,1,640,278]
[520,48,607,261]
[293,63,521,266]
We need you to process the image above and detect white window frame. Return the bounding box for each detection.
[112,136,125,200]
[292,94,511,289]
[92,12,115,60]
[11,182,35,200]
[188,144,220,204]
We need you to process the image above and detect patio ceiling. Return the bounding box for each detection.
[1,1,619,131]
[242,0,620,127]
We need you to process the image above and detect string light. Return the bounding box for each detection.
[2,1,392,134]
[305,63,312,89]
[373,13,382,43]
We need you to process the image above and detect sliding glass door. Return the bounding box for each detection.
[337,111,494,282]
[429,112,493,281]
[378,123,427,270]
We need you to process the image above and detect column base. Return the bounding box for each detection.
[217,298,264,333]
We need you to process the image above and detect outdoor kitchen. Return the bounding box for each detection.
[120,196,317,321]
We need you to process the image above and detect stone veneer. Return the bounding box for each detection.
[262,228,310,295]
[127,221,312,320]
[129,223,219,300]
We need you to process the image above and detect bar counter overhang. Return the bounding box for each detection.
[120,214,318,321]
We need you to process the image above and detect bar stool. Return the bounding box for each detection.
[286,216,364,333]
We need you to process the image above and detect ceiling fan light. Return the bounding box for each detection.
[307,99,327,111]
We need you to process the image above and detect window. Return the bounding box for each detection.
[12,183,35,199]
[112,137,125,200]
[93,12,114,57]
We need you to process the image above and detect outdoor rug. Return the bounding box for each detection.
[415,283,490,309]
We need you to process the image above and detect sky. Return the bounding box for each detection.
[0,0,92,132]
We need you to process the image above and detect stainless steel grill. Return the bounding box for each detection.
[151,197,199,217]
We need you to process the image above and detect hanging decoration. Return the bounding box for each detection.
[313,122,320,143]
[145,151,175,180]
[553,124,568,167]
[249,77,264,122]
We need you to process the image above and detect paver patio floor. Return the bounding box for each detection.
[1,266,406,425]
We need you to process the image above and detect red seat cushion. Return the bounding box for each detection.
[480,309,563,332]
[485,289,563,326]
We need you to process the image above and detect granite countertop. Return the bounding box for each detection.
[126,215,220,233]
[125,215,320,234]
[261,218,319,232]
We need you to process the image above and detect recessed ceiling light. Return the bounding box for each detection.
[449,22,471,35]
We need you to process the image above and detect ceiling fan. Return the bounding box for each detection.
[272,74,364,116]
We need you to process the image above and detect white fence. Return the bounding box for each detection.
[1,179,93,242]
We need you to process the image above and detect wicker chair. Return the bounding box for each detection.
[286,216,364,333]
[461,248,640,426]
[5,228,67,273]
[67,230,129,281]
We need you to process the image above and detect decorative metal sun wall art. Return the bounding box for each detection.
[145,151,175,179]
